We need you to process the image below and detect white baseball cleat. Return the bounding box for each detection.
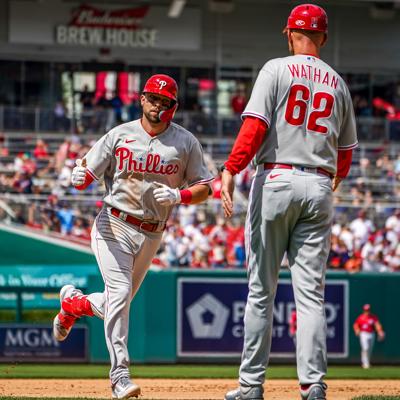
[52,284,83,341]
[300,383,327,400]
[112,377,141,399]
[224,386,264,400]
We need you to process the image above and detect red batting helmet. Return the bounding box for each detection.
[142,74,178,102]
[286,4,328,33]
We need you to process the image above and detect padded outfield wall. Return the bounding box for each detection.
[0,223,397,364]
[87,269,400,365]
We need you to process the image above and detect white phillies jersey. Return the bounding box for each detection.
[242,54,358,174]
[84,119,213,222]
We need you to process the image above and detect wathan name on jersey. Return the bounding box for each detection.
[287,64,338,89]
[115,147,179,175]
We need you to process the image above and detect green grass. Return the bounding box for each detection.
[352,397,400,400]
[0,364,400,379]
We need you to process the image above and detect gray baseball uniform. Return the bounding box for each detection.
[238,54,357,387]
[83,119,213,384]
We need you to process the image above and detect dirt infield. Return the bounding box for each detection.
[0,379,400,400]
[0,379,400,399]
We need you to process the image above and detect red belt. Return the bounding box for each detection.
[110,208,166,233]
[264,163,333,179]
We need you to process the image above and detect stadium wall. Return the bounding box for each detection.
[87,269,400,365]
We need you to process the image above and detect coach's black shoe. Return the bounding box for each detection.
[224,385,264,400]
[300,382,327,400]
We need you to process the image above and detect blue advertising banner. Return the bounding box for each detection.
[0,324,88,362]
[177,278,348,358]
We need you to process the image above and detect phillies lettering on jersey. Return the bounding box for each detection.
[242,54,358,175]
[355,314,379,333]
[115,147,179,175]
[83,119,213,222]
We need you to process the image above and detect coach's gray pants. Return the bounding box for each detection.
[88,209,162,385]
[239,167,332,387]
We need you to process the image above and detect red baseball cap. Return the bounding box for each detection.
[363,304,371,311]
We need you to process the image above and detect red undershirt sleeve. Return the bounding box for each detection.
[336,149,353,178]
[224,116,268,175]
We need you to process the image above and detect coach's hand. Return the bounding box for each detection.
[153,182,181,206]
[221,169,235,218]
[71,158,87,187]
[332,175,342,192]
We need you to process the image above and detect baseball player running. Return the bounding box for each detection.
[353,304,385,369]
[221,4,357,400]
[52,74,213,399]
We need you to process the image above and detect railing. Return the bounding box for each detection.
[0,105,398,141]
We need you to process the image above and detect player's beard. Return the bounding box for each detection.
[143,108,161,124]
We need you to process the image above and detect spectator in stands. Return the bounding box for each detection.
[33,139,49,160]
[80,85,95,133]
[359,157,373,178]
[110,91,124,125]
[208,215,228,244]
[376,153,394,179]
[353,94,372,117]
[230,85,247,115]
[56,201,75,236]
[191,247,209,268]
[384,247,400,272]
[80,85,95,111]
[12,171,32,194]
[40,200,59,233]
[53,158,75,196]
[350,209,375,250]
[235,164,254,197]
[385,209,400,234]
[360,234,390,272]
[54,100,69,132]
[127,97,141,121]
[210,171,223,214]
[344,252,362,273]
[54,137,71,173]
[226,218,246,268]
[328,234,350,269]
[163,225,191,267]
[208,238,227,268]
[70,217,91,240]
[92,101,107,133]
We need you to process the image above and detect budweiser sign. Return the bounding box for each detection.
[56,4,158,48]
[69,4,149,29]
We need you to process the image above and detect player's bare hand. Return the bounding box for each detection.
[153,182,181,206]
[71,158,87,187]
[221,169,235,218]
[378,332,385,341]
[332,175,342,192]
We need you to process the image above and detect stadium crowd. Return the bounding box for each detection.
[1,126,400,271]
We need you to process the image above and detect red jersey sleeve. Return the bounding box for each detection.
[224,116,268,175]
[337,149,353,178]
